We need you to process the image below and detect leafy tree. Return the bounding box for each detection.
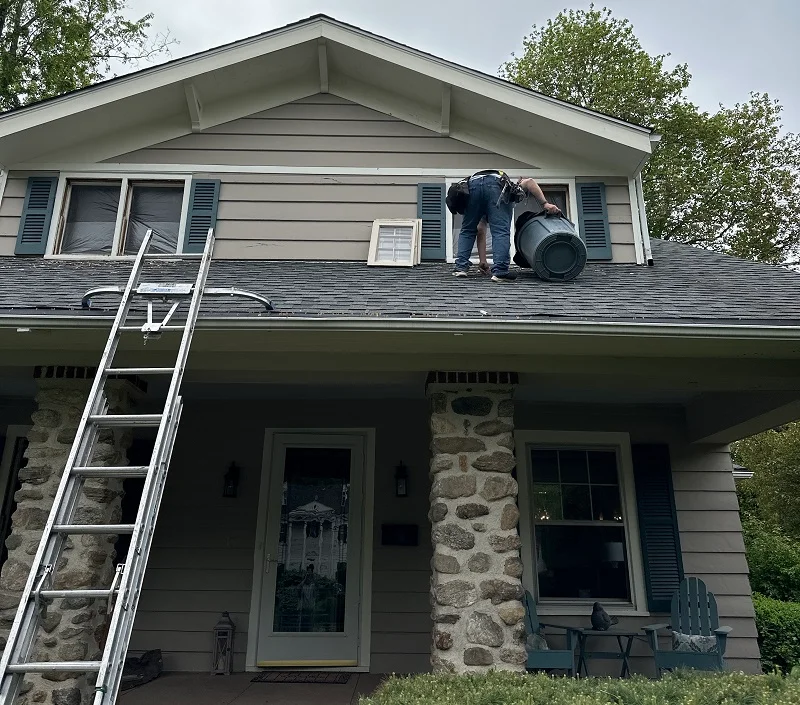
[501,5,800,266]
[0,0,175,111]
[733,423,800,537]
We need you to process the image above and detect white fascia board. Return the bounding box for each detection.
[321,24,653,152]
[0,17,651,158]
[0,22,325,138]
[2,314,799,342]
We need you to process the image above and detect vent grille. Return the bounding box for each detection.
[426,371,519,385]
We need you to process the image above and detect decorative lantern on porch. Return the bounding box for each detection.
[211,612,235,675]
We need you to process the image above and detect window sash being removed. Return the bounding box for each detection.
[367,219,421,266]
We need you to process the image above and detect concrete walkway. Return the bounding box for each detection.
[117,672,388,705]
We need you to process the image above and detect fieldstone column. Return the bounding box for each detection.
[427,375,526,673]
[0,371,140,705]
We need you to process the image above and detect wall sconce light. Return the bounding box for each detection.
[394,461,409,498]
[223,463,240,498]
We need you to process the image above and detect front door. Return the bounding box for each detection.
[256,433,365,667]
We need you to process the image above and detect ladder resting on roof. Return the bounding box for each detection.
[0,229,271,705]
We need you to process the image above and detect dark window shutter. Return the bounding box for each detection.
[632,444,684,613]
[182,179,220,253]
[15,177,58,255]
[417,183,446,261]
[577,182,612,260]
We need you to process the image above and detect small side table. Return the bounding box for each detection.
[575,628,644,677]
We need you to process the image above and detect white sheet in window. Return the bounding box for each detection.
[375,225,414,264]
[124,185,183,255]
[60,184,121,255]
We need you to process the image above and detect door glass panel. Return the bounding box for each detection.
[272,447,351,633]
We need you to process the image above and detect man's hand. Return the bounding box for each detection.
[543,202,561,215]
[479,261,490,275]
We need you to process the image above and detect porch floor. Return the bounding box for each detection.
[116,672,388,705]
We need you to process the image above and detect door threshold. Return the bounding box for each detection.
[257,660,359,668]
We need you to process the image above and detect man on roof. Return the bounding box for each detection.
[454,172,560,283]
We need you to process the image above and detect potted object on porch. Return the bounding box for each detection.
[212,612,235,675]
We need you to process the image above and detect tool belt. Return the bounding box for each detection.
[446,171,525,215]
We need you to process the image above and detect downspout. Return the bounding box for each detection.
[0,167,8,213]
[636,173,654,266]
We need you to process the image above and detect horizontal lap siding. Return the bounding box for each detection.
[602,180,636,264]
[213,179,419,260]
[129,398,432,674]
[671,443,759,672]
[0,173,52,256]
[109,95,533,171]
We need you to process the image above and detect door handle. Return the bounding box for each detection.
[265,553,279,573]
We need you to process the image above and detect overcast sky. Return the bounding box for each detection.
[127,0,800,133]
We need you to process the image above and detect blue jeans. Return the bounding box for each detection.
[455,175,513,276]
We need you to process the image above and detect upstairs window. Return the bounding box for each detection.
[54,179,186,256]
[449,185,570,262]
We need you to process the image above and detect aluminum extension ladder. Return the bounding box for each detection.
[0,229,271,705]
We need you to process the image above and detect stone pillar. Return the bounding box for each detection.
[0,375,139,705]
[427,379,526,673]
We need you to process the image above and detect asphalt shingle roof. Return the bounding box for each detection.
[0,240,798,325]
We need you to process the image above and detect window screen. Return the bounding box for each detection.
[60,183,121,255]
[123,185,183,255]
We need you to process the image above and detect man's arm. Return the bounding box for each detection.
[477,218,490,274]
[519,178,561,214]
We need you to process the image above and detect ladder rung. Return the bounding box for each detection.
[89,413,163,427]
[53,524,135,535]
[144,253,202,259]
[119,325,185,332]
[7,661,102,674]
[105,367,175,376]
[38,588,117,599]
[72,466,149,479]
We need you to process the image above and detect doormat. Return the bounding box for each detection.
[251,672,351,684]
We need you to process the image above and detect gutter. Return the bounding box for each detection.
[3,314,800,341]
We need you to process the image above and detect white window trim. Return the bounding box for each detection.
[366,218,421,267]
[444,177,578,263]
[44,172,192,259]
[515,430,649,617]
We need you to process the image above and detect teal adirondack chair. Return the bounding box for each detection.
[643,577,732,676]
[523,590,579,676]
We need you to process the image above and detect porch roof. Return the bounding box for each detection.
[0,240,798,327]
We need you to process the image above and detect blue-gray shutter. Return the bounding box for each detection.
[15,177,58,255]
[182,179,220,253]
[632,444,684,613]
[577,182,612,260]
[417,183,446,261]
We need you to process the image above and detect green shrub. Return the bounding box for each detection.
[743,517,800,602]
[754,592,800,674]
[360,670,800,705]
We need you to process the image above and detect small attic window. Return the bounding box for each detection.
[367,219,421,267]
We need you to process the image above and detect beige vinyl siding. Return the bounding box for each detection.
[107,94,535,170]
[128,397,432,674]
[130,398,758,676]
[577,176,636,264]
[672,444,758,671]
[0,172,54,256]
[210,174,421,260]
[513,404,759,676]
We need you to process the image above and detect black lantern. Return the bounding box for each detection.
[211,611,235,675]
[223,463,240,498]
[394,461,409,497]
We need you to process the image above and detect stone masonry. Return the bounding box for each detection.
[0,378,138,705]
[427,383,526,673]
